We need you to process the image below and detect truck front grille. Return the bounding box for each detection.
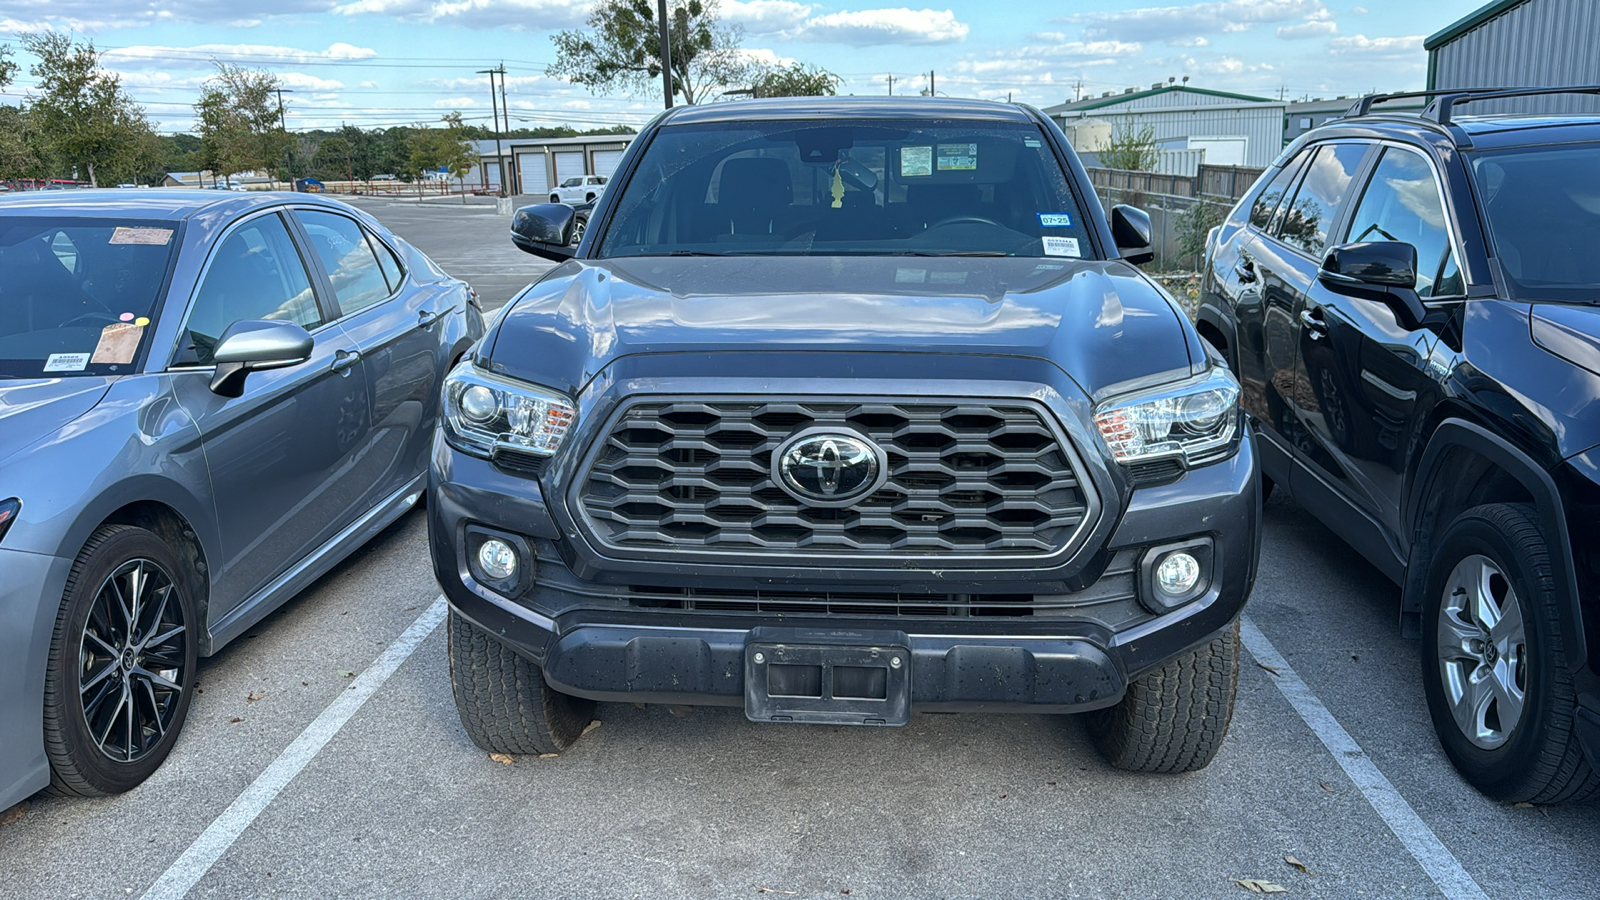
[575,398,1092,560]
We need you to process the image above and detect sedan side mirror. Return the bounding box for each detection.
[511,203,578,262]
[209,320,314,398]
[1110,205,1154,266]
[1319,241,1426,328]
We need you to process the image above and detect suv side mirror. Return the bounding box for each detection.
[511,203,578,262]
[209,320,314,398]
[1110,205,1154,265]
[1319,241,1426,327]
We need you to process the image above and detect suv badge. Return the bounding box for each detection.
[775,431,885,506]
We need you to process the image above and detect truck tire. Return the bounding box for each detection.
[1421,503,1600,803]
[447,610,596,755]
[1087,620,1239,773]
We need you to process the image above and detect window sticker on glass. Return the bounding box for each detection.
[929,270,968,284]
[1038,213,1073,228]
[936,143,978,171]
[1042,236,1081,257]
[1024,138,1042,148]
[109,226,174,246]
[44,352,91,373]
[894,268,927,283]
[900,146,933,177]
[91,323,143,365]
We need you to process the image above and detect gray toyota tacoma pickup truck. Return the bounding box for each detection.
[429,97,1261,773]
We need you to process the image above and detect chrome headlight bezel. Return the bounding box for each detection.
[1093,367,1242,466]
[441,359,576,460]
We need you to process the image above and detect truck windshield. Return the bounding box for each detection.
[0,217,178,378]
[1471,141,1600,302]
[597,119,1094,259]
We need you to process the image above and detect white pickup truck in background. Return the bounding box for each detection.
[549,175,607,204]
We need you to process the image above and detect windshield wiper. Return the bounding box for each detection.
[887,250,1009,257]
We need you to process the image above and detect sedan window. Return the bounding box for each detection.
[295,210,393,315]
[180,214,321,366]
[1344,147,1462,298]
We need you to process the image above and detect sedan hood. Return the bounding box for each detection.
[0,377,115,468]
[485,256,1196,398]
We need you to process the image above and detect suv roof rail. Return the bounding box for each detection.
[1345,89,1488,119]
[1426,85,1600,125]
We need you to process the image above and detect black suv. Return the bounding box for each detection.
[1198,87,1600,803]
[432,98,1261,774]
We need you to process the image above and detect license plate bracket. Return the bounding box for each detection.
[744,635,910,726]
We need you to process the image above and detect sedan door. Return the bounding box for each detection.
[168,210,375,620]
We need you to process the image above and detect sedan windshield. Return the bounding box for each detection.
[0,217,178,378]
[598,118,1094,259]
[1470,141,1600,302]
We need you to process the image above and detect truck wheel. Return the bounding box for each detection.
[44,525,197,796]
[447,610,596,755]
[549,194,560,204]
[1086,620,1238,773]
[1421,503,1600,803]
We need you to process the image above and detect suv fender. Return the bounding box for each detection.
[1404,419,1586,672]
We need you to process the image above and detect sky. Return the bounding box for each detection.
[0,0,1488,134]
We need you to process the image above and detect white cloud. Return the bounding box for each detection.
[334,0,589,30]
[1277,19,1337,39]
[103,42,378,68]
[802,8,968,45]
[1328,34,1424,57]
[1064,0,1328,44]
[722,0,813,33]
[278,71,346,90]
[433,96,478,107]
[734,47,798,67]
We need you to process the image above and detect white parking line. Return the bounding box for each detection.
[140,596,448,900]
[1239,616,1489,900]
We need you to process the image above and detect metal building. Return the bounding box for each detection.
[1042,85,1287,173]
[1426,0,1600,114]
[465,134,637,197]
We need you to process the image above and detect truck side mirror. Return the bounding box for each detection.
[1111,205,1154,266]
[511,203,578,262]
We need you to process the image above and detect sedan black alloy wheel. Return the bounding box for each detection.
[79,558,189,763]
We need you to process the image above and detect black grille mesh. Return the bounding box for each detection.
[577,399,1090,556]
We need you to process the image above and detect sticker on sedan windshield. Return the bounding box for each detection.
[936,143,978,171]
[43,352,91,373]
[929,270,968,285]
[1038,213,1073,228]
[1042,236,1081,258]
[900,146,933,177]
[895,268,927,283]
[91,323,143,365]
[109,226,173,246]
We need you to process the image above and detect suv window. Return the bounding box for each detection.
[1274,142,1367,256]
[295,209,393,315]
[182,214,320,366]
[1250,149,1310,230]
[1344,147,1462,298]
[1470,141,1600,301]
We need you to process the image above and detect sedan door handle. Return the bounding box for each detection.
[1299,307,1329,338]
[1233,257,1257,283]
[331,349,362,373]
[417,308,445,329]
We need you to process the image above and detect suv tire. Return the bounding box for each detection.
[447,611,596,755]
[1421,503,1600,803]
[1086,620,1239,773]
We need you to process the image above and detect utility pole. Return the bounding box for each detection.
[275,88,295,189]
[478,67,507,197]
[887,74,895,96]
[930,69,935,96]
[498,63,510,139]
[656,0,675,108]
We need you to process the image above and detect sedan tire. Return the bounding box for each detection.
[43,525,197,796]
[447,611,596,755]
[1421,503,1600,803]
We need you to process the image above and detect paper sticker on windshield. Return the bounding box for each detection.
[1038,213,1073,228]
[91,323,143,365]
[895,268,927,283]
[1024,138,1042,148]
[929,270,968,285]
[1042,236,1081,258]
[109,227,173,246]
[936,143,978,171]
[900,146,933,177]
[44,352,91,373]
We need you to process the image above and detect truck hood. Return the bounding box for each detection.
[485,256,1197,398]
[0,377,115,468]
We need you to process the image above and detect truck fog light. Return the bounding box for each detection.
[477,539,518,581]
[1156,552,1200,596]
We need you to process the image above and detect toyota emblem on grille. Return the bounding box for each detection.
[774,430,886,507]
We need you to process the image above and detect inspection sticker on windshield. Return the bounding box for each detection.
[109,227,173,246]
[44,352,91,373]
[1042,236,1081,258]
[900,146,933,177]
[936,143,978,171]
[1038,213,1073,228]
[895,268,927,283]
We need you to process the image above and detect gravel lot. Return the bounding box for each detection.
[1,195,1594,900]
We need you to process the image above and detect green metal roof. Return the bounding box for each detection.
[1425,0,1530,50]
[1045,84,1275,113]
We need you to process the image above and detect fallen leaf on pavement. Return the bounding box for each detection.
[488,753,514,765]
[1283,855,1312,875]
[1512,802,1535,809]
[246,692,265,703]
[538,752,559,759]
[227,717,243,724]
[756,888,797,895]
[581,720,601,737]
[1319,781,1336,793]
[668,705,692,717]
[1255,662,1281,676]
[1235,879,1288,894]
[0,802,27,827]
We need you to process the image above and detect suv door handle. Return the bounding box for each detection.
[417,308,444,329]
[1299,307,1329,338]
[332,348,362,373]
[1233,257,1257,283]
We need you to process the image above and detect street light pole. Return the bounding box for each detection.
[656,0,674,108]
[477,68,507,197]
[275,88,295,189]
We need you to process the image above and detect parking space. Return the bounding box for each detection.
[1,198,1594,900]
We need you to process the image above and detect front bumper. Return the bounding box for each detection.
[429,426,1260,715]
[0,547,73,811]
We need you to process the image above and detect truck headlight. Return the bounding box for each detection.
[442,359,576,459]
[1093,367,1240,466]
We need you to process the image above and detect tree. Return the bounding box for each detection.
[749,63,840,98]
[21,32,154,187]
[406,113,476,197]
[195,63,291,184]
[549,0,756,105]
[1096,120,1160,172]
[0,44,15,90]
[1176,197,1227,271]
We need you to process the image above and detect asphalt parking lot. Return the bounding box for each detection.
[1,197,1595,900]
